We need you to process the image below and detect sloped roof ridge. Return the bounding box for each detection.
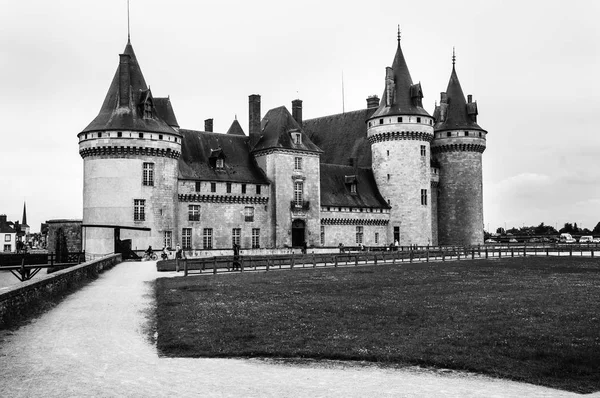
[304,108,368,122]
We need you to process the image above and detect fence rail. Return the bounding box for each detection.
[175,244,597,277]
[0,252,86,282]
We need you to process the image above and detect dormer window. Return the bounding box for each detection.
[345,175,358,195]
[209,148,225,170]
[216,158,224,169]
[350,183,357,194]
[291,132,302,145]
[143,100,152,118]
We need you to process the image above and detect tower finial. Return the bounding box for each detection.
[397,25,401,42]
[127,0,131,42]
[452,46,456,66]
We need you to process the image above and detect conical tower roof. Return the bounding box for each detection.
[434,59,485,132]
[21,202,28,228]
[81,40,177,135]
[371,36,430,119]
[226,119,245,136]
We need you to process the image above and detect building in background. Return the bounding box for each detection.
[79,31,487,258]
[0,215,17,252]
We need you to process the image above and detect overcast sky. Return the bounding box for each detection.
[1,0,599,233]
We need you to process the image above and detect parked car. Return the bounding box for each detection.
[579,235,594,243]
[509,238,518,243]
[593,237,600,243]
[485,239,497,243]
[559,233,577,243]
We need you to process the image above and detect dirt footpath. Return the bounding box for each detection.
[0,261,591,397]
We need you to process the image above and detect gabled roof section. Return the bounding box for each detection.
[226,119,245,136]
[320,164,390,209]
[303,108,376,167]
[434,64,485,132]
[81,40,178,135]
[252,106,322,153]
[154,97,180,128]
[371,39,430,119]
[178,129,269,184]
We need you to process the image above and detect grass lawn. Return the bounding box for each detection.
[155,256,600,393]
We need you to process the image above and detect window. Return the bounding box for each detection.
[84,134,88,139]
[134,199,145,221]
[226,182,232,193]
[379,119,383,125]
[294,157,303,171]
[375,232,379,244]
[292,133,302,144]
[244,206,254,222]
[3,244,10,252]
[356,226,363,244]
[479,132,482,137]
[143,163,154,186]
[421,189,428,206]
[203,228,213,249]
[429,120,432,125]
[188,205,200,221]
[294,181,303,206]
[252,228,260,248]
[397,117,403,123]
[4,234,11,242]
[232,228,241,246]
[182,228,192,249]
[420,145,426,156]
[447,132,451,137]
[144,101,152,118]
[164,231,172,249]
[417,117,421,123]
[464,131,469,136]
[139,133,144,138]
[387,174,390,181]
[211,182,216,193]
[350,183,357,194]
[368,122,371,127]
[98,132,102,138]
[195,181,201,192]
[387,150,389,156]
[216,158,224,169]
[159,134,163,140]
[256,185,261,195]
[241,184,246,194]
[117,131,122,137]
[320,226,325,245]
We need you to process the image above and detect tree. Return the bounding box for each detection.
[559,223,574,234]
[496,227,505,235]
[593,222,600,235]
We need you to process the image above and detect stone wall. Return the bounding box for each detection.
[46,219,82,254]
[0,254,121,328]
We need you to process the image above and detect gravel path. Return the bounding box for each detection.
[0,261,591,397]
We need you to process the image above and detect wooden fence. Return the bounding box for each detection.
[176,244,598,277]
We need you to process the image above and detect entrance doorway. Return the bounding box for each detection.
[394,226,400,244]
[292,219,305,247]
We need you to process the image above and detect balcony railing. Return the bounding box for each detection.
[290,200,310,211]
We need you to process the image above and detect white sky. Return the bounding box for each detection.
[1,0,599,233]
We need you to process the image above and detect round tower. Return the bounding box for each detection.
[78,40,181,257]
[367,33,434,246]
[431,52,487,246]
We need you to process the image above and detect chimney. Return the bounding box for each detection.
[249,94,261,147]
[292,99,303,125]
[440,92,448,104]
[204,118,213,132]
[467,94,473,103]
[0,214,6,225]
[118,54,131,107]
[366,95,380,109]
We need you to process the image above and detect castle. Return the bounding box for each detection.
[78,32,487,257]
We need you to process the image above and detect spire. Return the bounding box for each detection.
[21,202,28,227]
[127,0,131,43]
[371,30,430,118]
[452,47,456,67]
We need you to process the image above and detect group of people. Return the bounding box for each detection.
[145,244,184,261]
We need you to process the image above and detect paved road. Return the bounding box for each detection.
[0,261,591,397]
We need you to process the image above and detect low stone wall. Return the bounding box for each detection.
[0,254,121,329]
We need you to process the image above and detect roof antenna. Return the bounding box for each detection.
[452,46,456,66]
[341,71,345,114]
[397,25,401,42]
[127,0,131,42]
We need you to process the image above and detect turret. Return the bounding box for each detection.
[77,39,181,257]
[366,30,435,245]
[431,50,487,246]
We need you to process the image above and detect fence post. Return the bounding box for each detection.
[212,257,217,274]
[312,253,316,268]
[570,247,573,257]
[355,255,358,266]
[511,248,514,258]
[592,250,595,258]
[485,248,488,259]
[240,256,244,272]
[442,251,445,262]
[409,250,413,263]
[426,248,430,263]
[266,258,271,271]
[183,260,188,277]
[291,253,295,269]
[334,255,338,267]
[457,249,460,261]
[499,249,502,259]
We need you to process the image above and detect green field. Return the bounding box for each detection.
[155,256,600,393]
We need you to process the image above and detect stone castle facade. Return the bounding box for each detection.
[78,34,487,257]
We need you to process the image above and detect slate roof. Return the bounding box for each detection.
[320,164,389,209]
[303,108,376,168]
[370,41,430,118]
[434,65,485,132]
[178,129,269,184]
[154,97,180,128]
[252,106,322,153]
[226,119,245,136]
[81,40,178,135]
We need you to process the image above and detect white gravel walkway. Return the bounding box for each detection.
[0,261,592,397]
